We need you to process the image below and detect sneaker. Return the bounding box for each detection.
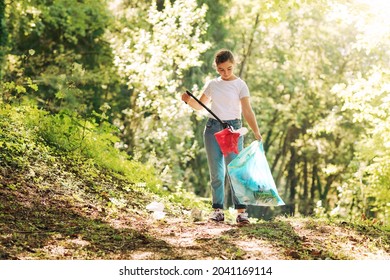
[236,212,250,225]
[209,209,224,222]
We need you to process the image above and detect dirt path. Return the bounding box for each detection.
[113,213,389,260]
[128,218,282,260]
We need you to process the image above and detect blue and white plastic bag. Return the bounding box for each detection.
[228,141,285,206]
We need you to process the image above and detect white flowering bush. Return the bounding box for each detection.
[110,0,211,185]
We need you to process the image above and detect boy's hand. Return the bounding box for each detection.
[254,132,262,141]
[181,92,191,104]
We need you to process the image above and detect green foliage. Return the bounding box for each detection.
[0,77,38,104]
[0,104,50,168]
[36,108,157,186]
[0,102,158,190]
[331,69,390,224]
[0,0,6,79]
[0,0,5,46]
[166,181,209,211]
[4,0,116,115]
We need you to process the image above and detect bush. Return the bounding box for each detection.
[0,103,160,189]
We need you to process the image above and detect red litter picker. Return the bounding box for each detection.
[185,90,240,156]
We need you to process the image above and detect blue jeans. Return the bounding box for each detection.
[203,118,246,210]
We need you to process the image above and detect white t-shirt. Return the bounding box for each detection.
[203,77,250,120]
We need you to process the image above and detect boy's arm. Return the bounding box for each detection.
[241,97,262,141]
[182,92,210,111]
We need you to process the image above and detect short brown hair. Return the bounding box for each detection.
[214,49,235,66]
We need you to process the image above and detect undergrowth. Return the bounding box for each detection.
[0,102,208,212]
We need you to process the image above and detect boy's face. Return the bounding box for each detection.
[217,61,235,81]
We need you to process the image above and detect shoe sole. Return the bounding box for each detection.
[236,220,250,226]
[209,218,225,223]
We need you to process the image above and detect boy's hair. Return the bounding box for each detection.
[214,49,235,66]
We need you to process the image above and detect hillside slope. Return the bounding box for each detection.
[1,155,389,260]
[0,105,389,260]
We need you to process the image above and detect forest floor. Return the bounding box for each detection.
[1,163,389,261]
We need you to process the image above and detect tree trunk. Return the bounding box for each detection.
[286,145,298,215]
[308,164,317,214]
[0,0,7,80]
[238,14,260,79]
[299,156,309,214]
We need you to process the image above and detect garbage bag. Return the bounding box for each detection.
[146,201,164,212]
[146,201,166,220]
[227,141,285,206]
[214,128,240,156]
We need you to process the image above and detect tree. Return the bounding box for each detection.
[111,0,211,189]
[331,69,390,223]
[0,0,7,79]
[3,0,115,115]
